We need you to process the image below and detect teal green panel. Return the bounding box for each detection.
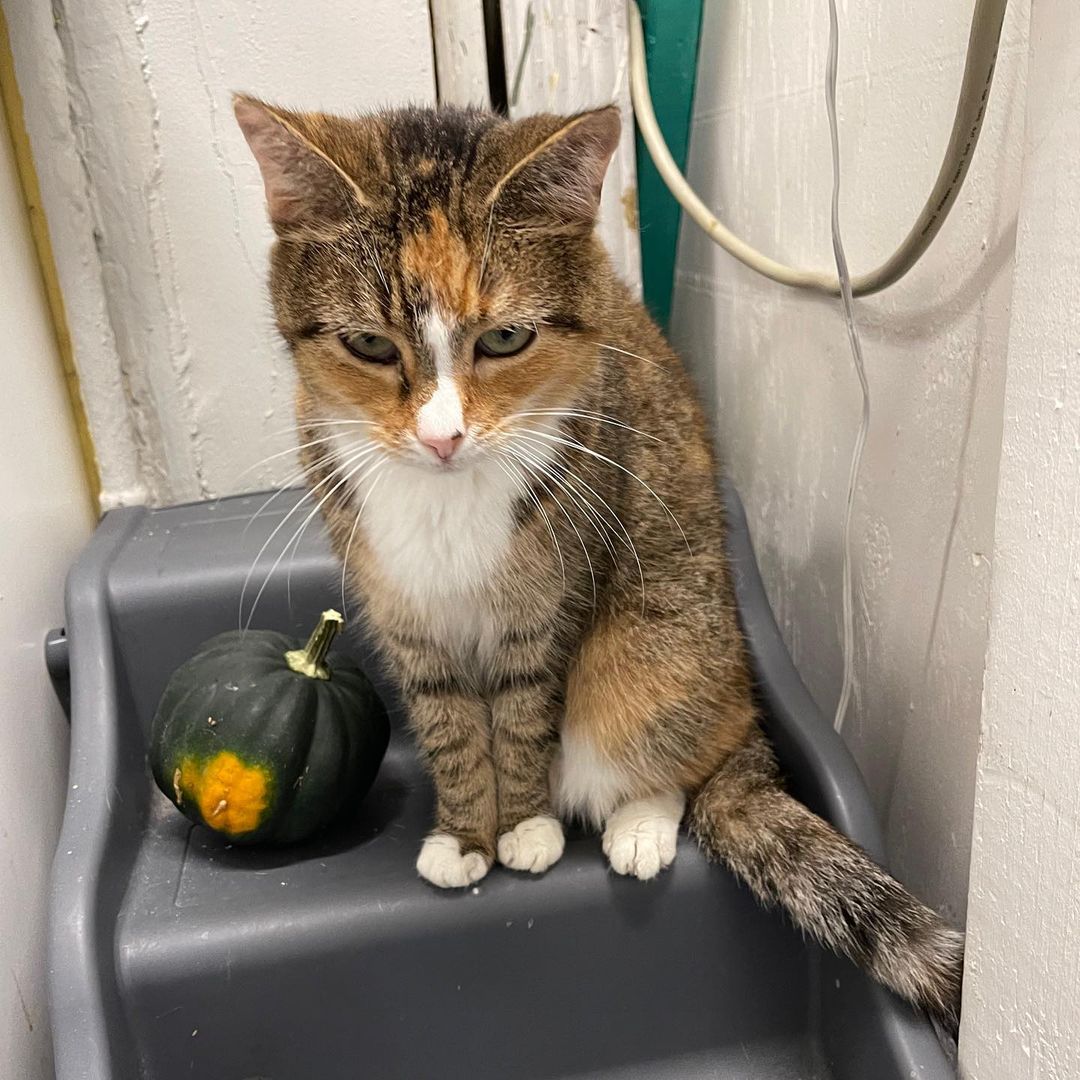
[634,0,704,332]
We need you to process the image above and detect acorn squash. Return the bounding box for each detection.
[150,610,388,844]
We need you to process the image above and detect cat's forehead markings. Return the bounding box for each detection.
[399,209,480,321]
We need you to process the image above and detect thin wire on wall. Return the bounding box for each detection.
[627,0,1008,730]
[822,0,870,730]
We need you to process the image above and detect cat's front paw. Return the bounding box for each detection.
[416,833,492,888]
[497,814,565,874]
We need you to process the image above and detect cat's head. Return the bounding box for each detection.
[235,98,621,472]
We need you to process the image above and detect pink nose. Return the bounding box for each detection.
[420,430,464,460]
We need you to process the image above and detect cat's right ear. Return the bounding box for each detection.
[233,95,366,240]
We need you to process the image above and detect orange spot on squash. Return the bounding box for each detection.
[178,751,271,836]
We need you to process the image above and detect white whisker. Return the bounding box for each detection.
[504,446,597,611]
[331,224,378,294]
[283,419,379,434]
[283,448,388,620]
[597,342,663,369]
[478,200,497,288]
[347,211,389,293]
[507,410,664,444]
[515,426,692,553]
[236,436,346,484]
[493,451,566,593]
[237,442,378,630]
[285,454,372,614]
[510,441,619,564]
[243,447,384,632]
[340,458,389,617]
[241,448,341,538]
[510,432,648,614]
[345,252,378,294]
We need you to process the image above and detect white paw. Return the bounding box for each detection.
[416,833,491,889]
[602,793,685,881]
[497,815,565,873]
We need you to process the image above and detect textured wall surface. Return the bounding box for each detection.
[5,0,437,508]
[960,3,1080,1074]
[0,104,93,1080]
[500,0,642,291]
[671,0,1028,922]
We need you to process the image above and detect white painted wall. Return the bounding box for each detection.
[671,0,1029,923]
[431,0,490,108]
[0,105,94,1080]
[4,0,437,509]
[501,0,642,291]
[959,3,1080,1073]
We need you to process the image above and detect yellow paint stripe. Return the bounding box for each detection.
[0,7,102,511]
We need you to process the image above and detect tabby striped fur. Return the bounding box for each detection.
[237,97,964,1023]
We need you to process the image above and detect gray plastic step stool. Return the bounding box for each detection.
[48,482,954,1079]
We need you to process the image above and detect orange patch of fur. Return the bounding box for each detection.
[400,210,481,320]
[466,330,596,435]
[564,618,693,752]
[299,341,421,451]
[563,614,756,792]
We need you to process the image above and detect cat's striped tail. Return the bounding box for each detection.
[689,731,964,1026]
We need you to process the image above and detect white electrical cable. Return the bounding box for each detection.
[823,1,868,731]
[626,0,1008,297]
[627,0,1008,730]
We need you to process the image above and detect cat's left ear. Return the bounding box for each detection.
[489,106,621,229]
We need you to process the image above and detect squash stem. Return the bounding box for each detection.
[285,609,344,680]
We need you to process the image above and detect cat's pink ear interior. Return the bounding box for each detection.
[234,95,359,235]
[494,106,621,227]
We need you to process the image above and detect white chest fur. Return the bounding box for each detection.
[351,449,522,649]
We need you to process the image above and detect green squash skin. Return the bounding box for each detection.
[150,630,389,844]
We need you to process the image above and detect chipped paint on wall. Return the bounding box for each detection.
[6,0,437,508]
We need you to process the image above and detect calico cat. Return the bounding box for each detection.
[235,97,964,1022]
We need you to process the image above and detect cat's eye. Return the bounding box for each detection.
[339,331,399,364]
[475,326,536,359]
